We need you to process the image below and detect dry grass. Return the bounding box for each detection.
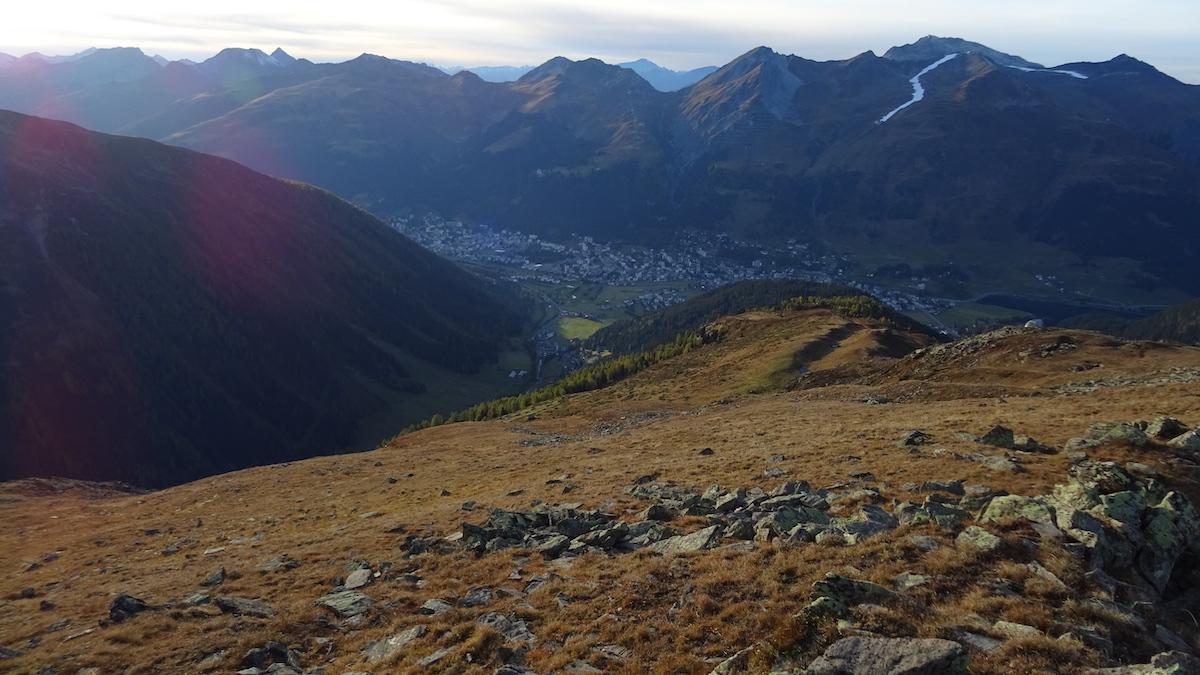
[2,316,1200,673]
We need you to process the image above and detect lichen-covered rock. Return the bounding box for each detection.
[981,495,1056,525]
[1137,491,1200,593]
[956,526,1002,553]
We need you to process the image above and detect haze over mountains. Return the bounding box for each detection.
[0,110,529,486]
[1,36,1195,307]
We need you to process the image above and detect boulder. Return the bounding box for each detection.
[344,568,373,590]
[477,612,535,643]
[804,637,968,674]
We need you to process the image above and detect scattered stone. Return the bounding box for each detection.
[639,504,675,522]
[201,568,226,587]
[215,596,274,618]
[343,568,372,590]
[108,594,150,623]
[259,555,299,574]
[562,661,604,673]
[363,625,426,662]
[241,641,302,672]
[804,637,968,675]
[698,447,715,456]
[316,590,371,618]
[478,612,535,642]
[419,598,453,616]
[897,430,929,448]
[460,587,495,607]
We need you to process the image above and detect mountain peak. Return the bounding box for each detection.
[270,47,296,64]
[884,35,1041,69]
[519,56,576,82]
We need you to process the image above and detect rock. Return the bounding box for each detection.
[315,590,372,618]
[1091,422,1150,448]
[1167,430,1200,452]
[698,447,715,456]
[979,425,1015,449]
[417,647,451,668]
[363,625,426,662]
[241,641,302,671]
[709,646,754,674]
[918,480,964,496]
[1147,417,1189,441]
[956,526,1002,553]
[496,667,537,675]
[897,430,929,448]
[574,522,628,549]
[182,591,211,606]
[419,598,453,616]
[478,612,535,642]
[1137,491,1200,594]
[108,594,150,623]
[969,453,1023,473]
[804,637,968,674]
[954,631,1001,653]
[650,525,721,555]
[258,555,300,574]
[536,535,570,559]
[1087,651,1200,674]
[562,662,604,673]
[460,587,495,608]
[809,573,898,617]
[908,535,940,552]
[894,572,929,591]
[981,495,1055,525]
[639,504,675,522]
[215,596,274,618]
[201,568,226,587]
[1026,561,1068,593]
[343,568,372,590]
[992,620,1043,639]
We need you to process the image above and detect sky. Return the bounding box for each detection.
[2,0,1198,83]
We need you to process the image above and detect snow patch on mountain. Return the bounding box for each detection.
[1007,65,1088,80]
[878,53,959,124]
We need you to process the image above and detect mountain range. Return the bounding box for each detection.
[1,36,1194,304]
[0,110,530,487]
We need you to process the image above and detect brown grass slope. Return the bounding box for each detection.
[2,308,1199,674]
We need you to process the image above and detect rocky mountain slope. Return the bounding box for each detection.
[0,110,530,487]
[2,306,1198,673]
[1,38,1197,300]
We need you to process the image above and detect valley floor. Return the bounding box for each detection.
[2,310,1199,674]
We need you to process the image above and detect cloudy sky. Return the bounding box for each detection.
[3,0,1199,82]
